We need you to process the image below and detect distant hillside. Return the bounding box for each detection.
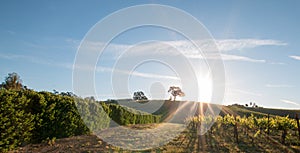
[114,99,300,119]
[226,104,300,118]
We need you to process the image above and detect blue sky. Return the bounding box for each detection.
[0,1,300,109]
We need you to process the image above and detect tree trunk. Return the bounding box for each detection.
[234,116,239,144]
[281,130,287,145]
[267,114,270,135]
[197,122,202,152]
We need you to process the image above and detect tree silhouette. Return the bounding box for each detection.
[1,72,23,90]
[133,91,148,101]
[247,101,258,108]
[168,86,185,101]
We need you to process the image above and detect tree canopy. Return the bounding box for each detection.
[133,91,148,101]
[168,86,185,101]
[1,72,23,90]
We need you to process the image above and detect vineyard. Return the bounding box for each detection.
[176,114,300,152]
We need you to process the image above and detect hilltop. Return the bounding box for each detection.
[227,104,300,118]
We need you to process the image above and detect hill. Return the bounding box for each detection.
[225,104,300,118]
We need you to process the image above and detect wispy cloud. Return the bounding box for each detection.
[231,88,262,97]
[0,53,28,60]
[268,62,286,65]
[65,38,80,45]
[186,53,265,63]
[215,39,287,52]
[77,38,284,63]
[1,37,286,79]
[0,53,49,64]
[6,30,16,35]
[281,99,300,106]
[0,52,179,81]
[266,84,293,88]
[22,42,48,49]
[0,53,72,69]
[74,64,179,80]
[73,38,286,52]
[96,65,180,80]
[290,55,300,61]
[127,70,179,80]
[67,38,285,63]
[220,54,265,63]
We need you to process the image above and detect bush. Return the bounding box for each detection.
[100,102,161,125]
[0,89,90,152]
[0,90,35,152]
[0,89,159,152]
[75,98,110,132]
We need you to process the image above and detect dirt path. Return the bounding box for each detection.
[12,135,110,153]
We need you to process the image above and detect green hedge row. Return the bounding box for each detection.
[0,89,161,152]
[75,98,110,132]
[0,89,90,152]
[100,102,161,125]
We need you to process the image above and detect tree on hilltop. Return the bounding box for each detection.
[133,91,148,101]
[168,86,185,101]
[1,72,23,90]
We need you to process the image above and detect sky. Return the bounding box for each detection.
[0,1,300,109]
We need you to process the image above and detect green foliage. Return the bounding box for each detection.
[75,98,110,132]
[1,72,23,90]
[133,91,148,101]
[272,115,296,131]
[100,102,161,125]
[187,113,299,145]
[0,88,162,152]
[0,90,34,152]
[35,91,90,140]
[0,89,90,152]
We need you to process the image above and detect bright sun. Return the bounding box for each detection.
[197,74,213,103]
